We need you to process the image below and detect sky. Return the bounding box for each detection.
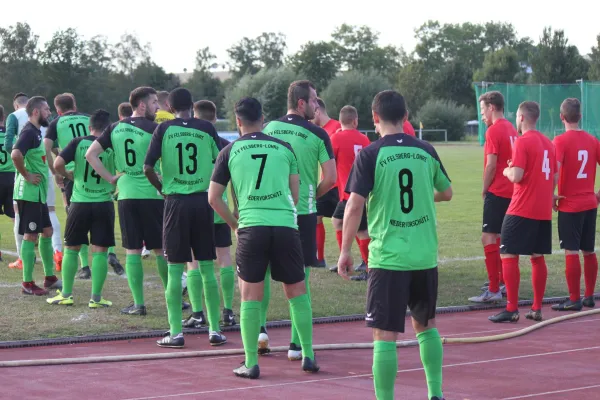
[2,0,598,74]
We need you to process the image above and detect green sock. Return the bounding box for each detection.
[61,249,79,297]
[290,267,311,346]
[373,341,398,400]
[79,244,89,268]
[199,260,220,332]
[166,264,184,336]
[220,266,235,309]
[21,240,36,282]
[125,254,144,306]
[91,251,108,298]
[417,328,444,399]
[156,255,169,289]
[108,246,115,254]
[260,267,271,327]
[240,300,261,368]
[187,268,204,312]
[39,237,54,277]
[288,293,314,359]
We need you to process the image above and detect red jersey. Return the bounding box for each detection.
[553,130,600,213]
[484,118,518,199]
[403,120,416,137]
[331,129,372,200]
[322,119,342,136]
[507,130,557,221]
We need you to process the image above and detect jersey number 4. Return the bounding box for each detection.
[542,150,551,180]
[399,169,414,213]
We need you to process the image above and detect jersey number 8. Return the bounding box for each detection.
[399,168,414,213]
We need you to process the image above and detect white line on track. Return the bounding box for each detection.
[119,345,600,400]
[500,384,600,399]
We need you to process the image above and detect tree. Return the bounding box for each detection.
[227,32,286,79]
[473,47,525,83]
[112,33,151,75]
[431,61,476,110]
[288,41,339,92]
[184,47,225,117]
[396,60,431,113]
[416,99,471,141]
[0,22,39,63]
[530,27,589,83]
[589,34,600,81]
[195,47,217,72]
[131,61,180,90]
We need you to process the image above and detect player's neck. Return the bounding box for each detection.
[521,126,537,134]
[378,121,404,137]
[175,110,192,119]
[320,116,330,127]
[564,123,581,131]
[240,126,262,137]
[28,118,41,129]
[287,109,306,119]
[132,110,145,118]
[491,113,505,124]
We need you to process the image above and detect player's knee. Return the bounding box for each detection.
[481,232,496,246]
[23,234,37,242]
[331,218,342,231]
[582,250,595,256]
[283,280,306,299]
[411,318,436,334]
[42,227,53,238]
[372,328,397,342]
[239,280,264,302]
[317,216,323,224]
[357,230,369,240]
[66,245,81,252]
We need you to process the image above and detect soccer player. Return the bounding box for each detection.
[330,106,372,281]
[551,98,599,311]
[261,80,336,360]
[144,88,226,347]
[0,105,16,261]
[489,101,557,323]
[209,96,318,378]
[86,86,167,316]
[338,90,451,400]
[311,97,341,268]
[47,109,116,307]
[403,110,416,137]
[154,91,175,124]
[118,102,133,120]
[469,91,517,303]
[11,96,62,295]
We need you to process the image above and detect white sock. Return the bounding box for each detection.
[49,211,62,252]
[14,214,23,256]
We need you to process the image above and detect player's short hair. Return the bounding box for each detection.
[339,105,358,126]
[479,91,505,112]
[118,102,133,118]
[287,80,315,111]
[560,98,581,123]
[316,97,326,111]
[157,90,170,105]
[194,100,217,121]
[13,92,28,105]
[129,87,157,109]
[518,101,540,122]
[167,88,193,112]
[235,97,262,123]
[0,105,4,122]
[26,96,47,117]
[372,90,407,125]
[54,93,76,113]
[90,109,111,133]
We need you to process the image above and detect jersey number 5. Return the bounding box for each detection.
[399,168,414,213]
[577,150,588,179]
[251,154,268,190]
[0,144,7,165]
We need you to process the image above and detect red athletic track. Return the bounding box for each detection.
[1,305,599,400]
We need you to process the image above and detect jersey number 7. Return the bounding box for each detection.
[251,154,268,190]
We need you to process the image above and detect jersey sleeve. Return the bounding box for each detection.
[96,123,115,150]
[45,118,59,143]
[330,134,340,160]
[431,147,452,192]
[144,124,165,167]
[511,137,527,170]
[282,142,298,175]
[485,128,499,155]
[553,136,564,165]
[211,144,233,186]
[59,137,82,164]
[317,129,335,164]
[345,145,377,198]
[5,114,18,149]
[14,129,36,156]
[595,138,600,167]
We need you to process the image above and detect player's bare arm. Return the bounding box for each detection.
[11,149,40,185]
[209,181,238,231]
[338,192,365,280]
[482,153,497,198]
[53,155,73,182]
[316,159,336,199]
[85,140,121,185]
[434,185,453,202]
[289,173,300,205]
[503,165,524,183]
[143,164,162,194]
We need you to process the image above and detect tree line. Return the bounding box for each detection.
[1,22,599,140]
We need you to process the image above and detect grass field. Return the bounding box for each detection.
[0,143,597,342]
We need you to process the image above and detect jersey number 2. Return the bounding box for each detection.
[251,154,268,190]
[399,169,414,213]
[577,150,588,179]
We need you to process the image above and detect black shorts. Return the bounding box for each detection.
[62,177,74,206]
[558,209,597,252]
[482,192,511,234]
[16,200,51,235]
[500,215,552,255]
[366,267,438,333]
[214,223,232,248]
[164,193,215,263]
[236,226,305,284]
[118,198,164,251]
[298,214,317,267]
[64,202,115,247]
[316,187,339,218]
[0,183,15,218]
[332,200,368,231]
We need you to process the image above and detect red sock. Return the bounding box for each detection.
[335,230,343,250]
[583,253,598,297]
[316,222,325,261]
[565,254,581,302]
[358,238,370,267]
[496,237,504,284]
[484,244,500,293]
[531,256,548,311]
[502,257,520,312]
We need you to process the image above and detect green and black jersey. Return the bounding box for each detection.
[263,114,334,215]
[97,117,162,200]
[0,126,15,185]
[45,111,91,171]
[345,133,451,271]
[211,132,298,229]
[13,123,48,203]
[144,118,222,196]
[214,137,231,224]
[59,136,115,203]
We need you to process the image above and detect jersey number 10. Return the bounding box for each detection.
[69,123,87,138]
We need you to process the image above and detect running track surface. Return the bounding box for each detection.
[1,305,599,400]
